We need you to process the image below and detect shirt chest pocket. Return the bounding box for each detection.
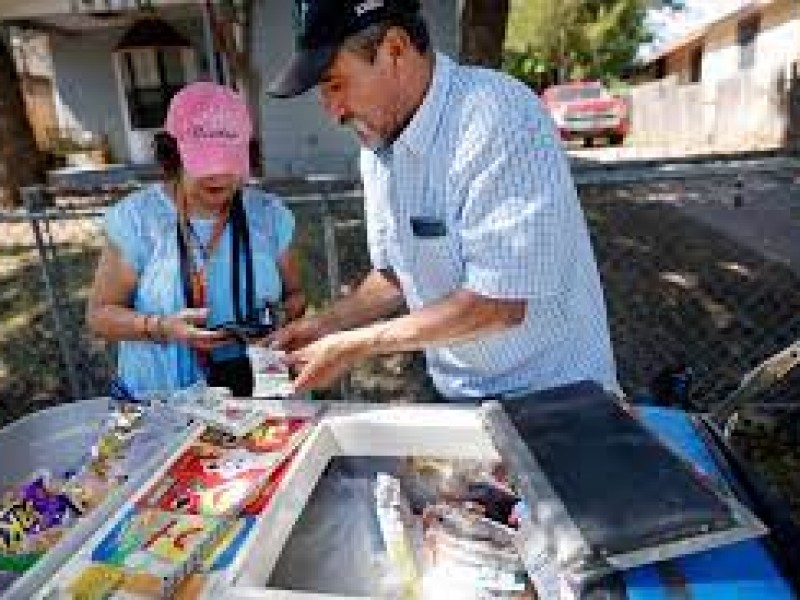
[394,221,464,298]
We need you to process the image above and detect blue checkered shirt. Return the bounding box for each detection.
[360,53,619,399]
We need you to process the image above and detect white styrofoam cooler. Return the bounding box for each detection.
[220,404,501,599]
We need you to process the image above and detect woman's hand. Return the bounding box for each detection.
[162,308,229,351]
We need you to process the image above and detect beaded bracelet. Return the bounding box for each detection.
[143,314,156,341]
[155,315,168,342]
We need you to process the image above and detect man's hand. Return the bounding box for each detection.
[265,268,403,355]
[284,330,369,392]
[267,314,332,352]
[277,288,526,392]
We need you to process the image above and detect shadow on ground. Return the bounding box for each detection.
[0,244,112,426]
[582,183,800,403]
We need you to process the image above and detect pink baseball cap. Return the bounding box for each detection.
[164,82,253,178]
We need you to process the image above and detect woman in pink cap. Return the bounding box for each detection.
[87,82,305,397]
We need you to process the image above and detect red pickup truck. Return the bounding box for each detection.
[542,81,630,147]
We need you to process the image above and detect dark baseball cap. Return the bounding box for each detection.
[268,0,421,98]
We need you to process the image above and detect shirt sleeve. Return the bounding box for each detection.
[272,199,296,256]
[360,149,392,270]
[459,94,577,301]
[245,190,296,256]
[102,195,148,274]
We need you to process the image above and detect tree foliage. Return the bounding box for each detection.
[504,0,683,89]
[0,30,44,207]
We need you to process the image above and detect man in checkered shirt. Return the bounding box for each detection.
[268,0,618,400]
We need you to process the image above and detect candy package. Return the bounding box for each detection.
[0,471,81,562]
[167,384,266,437]
[91,508,226,597]
[137,443,280,517]
[247,346,293,398]
[66,563,124,600]
[1,400,190,581]
[243,418,310,453]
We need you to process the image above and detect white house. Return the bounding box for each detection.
[628,0,800,151]
[642,0,800,87]
[0,0,459,178]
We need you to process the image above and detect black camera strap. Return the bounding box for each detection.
[230,190,256,323]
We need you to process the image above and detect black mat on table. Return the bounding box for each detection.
[499,381,736,556]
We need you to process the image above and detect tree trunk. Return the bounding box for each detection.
[0,32,44,208]
[459,0,510,69]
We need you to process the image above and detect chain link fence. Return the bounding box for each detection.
[0,164,799,427]
[583,177,800,405]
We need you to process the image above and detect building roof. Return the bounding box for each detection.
[643,0,778,65]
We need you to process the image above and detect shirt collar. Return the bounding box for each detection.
[393,52,453,158]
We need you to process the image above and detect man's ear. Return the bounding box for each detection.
[382,26,411,65]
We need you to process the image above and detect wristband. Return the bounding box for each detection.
[136,313,148,339]
[143,314,156,341]
[155,315,168,342]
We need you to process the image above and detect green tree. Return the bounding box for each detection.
[505,0,683,86]
[0,30,44,207]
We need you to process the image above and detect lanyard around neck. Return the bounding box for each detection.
[176,186,231,268]
[175,188,255,323]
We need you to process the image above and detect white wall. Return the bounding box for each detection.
[48,13,209,164]
[701,43,739,86]
[629,65,796,151]
[250,0,459,178]
[700,3,800,86]
[755,12,800,80]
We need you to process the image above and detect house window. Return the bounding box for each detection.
[737,16,759,70]
[121,48,187,130]
[690,45,703,83]
[655,57,667,80]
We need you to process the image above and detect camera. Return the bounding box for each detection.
[211,321,273,343]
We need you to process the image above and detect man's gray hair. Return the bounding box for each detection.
[341,23,392,63]
[340,13,431,63]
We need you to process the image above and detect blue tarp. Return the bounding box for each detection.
[624,407,795,600]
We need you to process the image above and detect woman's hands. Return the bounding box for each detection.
[160,308,229,351]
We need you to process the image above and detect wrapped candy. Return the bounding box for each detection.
[0,399,190,576]
[22,478,79,529]
[67,563,124,600]
[0,473,82,558]
[0,501,38,554]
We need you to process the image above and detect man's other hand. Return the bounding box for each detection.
[267,314,332,352]
[284,330,368,392]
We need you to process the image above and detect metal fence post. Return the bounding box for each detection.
[316,179,354,399]
[22,185,83,401]
[320,190,342,303]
